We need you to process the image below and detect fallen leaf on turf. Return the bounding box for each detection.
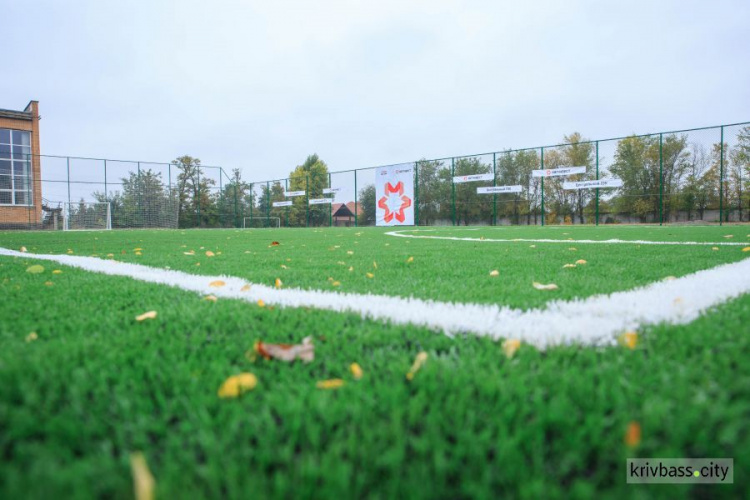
[502,339,521,358]
[254,336,314,362]
[406,256,414,263]
[135,311,157,321]
[563,264,576,268]
[52,270,62,274]
[275,278,282,289]
[280,264,288,269]
[107,253,114,257]
[624,421,641,447]
[406,351,428,380]
[723,234,733,238]
[25,332,38,342]
[366,272,374,279]
[67,249,74,254]
[350,363,363,380]
[532,282,558,291]
[663,276,677,281]
[209,280,226,288]
[130,452,155,500]
[241,284,251,292]
[217,373,258,398]
[489,270,499,276]
[24,263,46,275]
[347,250,354,255]
[205,250,215,257]
[20,246,27,252]
[742,247,750,252]
[348,266,353,272]
[257,299,265,307]
[568,247,577,251]
[529,245,536,248]
[44,281,53,286]
[373,261,378,269]
[316,379,345,390]
[575,259,587,265]
[183,251,195,255]
[711,246,719,251]
[332,281,341,287]
[619,331,638,349]
[336,261,346,265]
[134,248,143,251]
[195,263,200,266]
[270,241,280,246]
[204,295,218,302]
[135,251,142,256]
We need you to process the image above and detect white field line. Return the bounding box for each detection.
[385,229,750,246]
[1,247,749,349]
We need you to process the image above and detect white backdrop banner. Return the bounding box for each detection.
[453,173,494,184]
[375,165,415,226]
[531,166,586,178]
[563,179,623,190]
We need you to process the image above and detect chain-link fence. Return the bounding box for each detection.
[1,122,748,230]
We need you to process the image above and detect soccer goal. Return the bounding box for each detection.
[243,217,281,228]
[63,202,112,231]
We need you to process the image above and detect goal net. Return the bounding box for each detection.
[243,217,281,228]
[63,202,112,231]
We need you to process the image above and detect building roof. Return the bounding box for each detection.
[333,203,354,218]
[0,108,33,121]
[332,202,362,218]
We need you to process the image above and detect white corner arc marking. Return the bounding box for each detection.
[1,247,749,350]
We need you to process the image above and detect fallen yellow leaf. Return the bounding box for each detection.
[347,250,354,255]
[280,264,288,269]
[218,373,258,398]
[25,332,38,342]
[135,311,157,321]
[529,244,536,248]
[406,351,428,380]
[205,250,215,257]
[135,251,142,256]
[20,246,27,252]
[532,281,558,291]
[133,248,143,251]
[568,247,577,251]
[67,249,74,254]
[348,266,354,272]
[44,281,54,286]
[204,295,218,302]
[257,299,265,307]
[489,270,499,276]
[275,278,282,289]
[723,234,733,238]
[183,251,195,255]
[52,270,62,274]
[742,247,750,252]
[130,452,155,500]
[562,264,576,268]
[350,363,363,380]
[663,276,677,281]
[624,421,641,447]
[619,331,638,349]
[575,259,587,265]
[316,379,345,390]
[406,256,414,263]
[26,265,45,274]
[712,246,719,251]
[241,284,251,292]
[107,253,114,257]
[502,339,521,358]
[209,280,226,288]
[366,272,374,279]
[195,262,201,266]
[373,261,378,269]
[332,281,341,287]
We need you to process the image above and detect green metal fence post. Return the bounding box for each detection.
[414,162,419,226]
[66,156,71,208]
[328,172,333,227]
[285,179,289,228]
[219,170,224,227]
[540,147,545,227]
[137,161,142,227]
[354,171,358,227]
[196,166,201,227]
[451,158,456,226]
[492,153,497,226]
[719,126,724,225]
[595,141,599,226]
[659,133,663,226]
[305,175,309,228]
[233,183,238,228]
[266,181,270,228]
[249,183,254,222]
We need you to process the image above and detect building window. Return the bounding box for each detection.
[0,128,32,206]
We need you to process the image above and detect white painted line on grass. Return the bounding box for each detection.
[385,229,750,246]
[2,247,749,349]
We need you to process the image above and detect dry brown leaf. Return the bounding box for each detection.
[575,259,587,265]
[205,250,215,257]
[624,421,641,447]
[67,249,74,254]
[502,339,521,358]
[270,241,280,246]
[130,452,155,500]
[350,363,363,380]
[255,336,314,363]
[218,373,257,398]
[406,351,428,380]
[489,270,499,276]
[532,281,558,291]
[209,280,226,288]
[135,311,157,321]
[316,379,345,390]
[241,284,251,292]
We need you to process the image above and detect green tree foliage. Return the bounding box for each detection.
[358,184,376,226]
[453,157,492,225]
[415,159,450,226]
[287,154,330,227]
[94,169,172,228]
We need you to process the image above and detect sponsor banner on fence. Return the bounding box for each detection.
[563,179,624,190]
[285,190,306,197]
[453,173,494,184]
[272,201,293,208]
[323,187,340,194]
[309,198,333,205]
[532,166,586,178]
[477,185,523,194]
[376,165,414,226]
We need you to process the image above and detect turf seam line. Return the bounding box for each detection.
[385,229,750,246]
[2,247,749,349]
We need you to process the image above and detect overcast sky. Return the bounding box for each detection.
[2,0,749,185]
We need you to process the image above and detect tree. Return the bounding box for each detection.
[358,184,376,226]
[287,154,330,227]
[453,157,492,225]
[415,159,449,226]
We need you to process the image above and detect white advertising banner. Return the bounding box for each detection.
[375,165,415,226]
[563,179,623,190]
[532,166,587,178]
[453,173,494,184]
[323,187,341,194]
[477,185,523,194]
[285,190,306,197]
[272,201,293,208]
[309,198,333,205]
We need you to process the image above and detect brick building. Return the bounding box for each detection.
[0,101,42,228]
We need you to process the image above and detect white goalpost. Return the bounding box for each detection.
[242,217,281,229]
[63,202,112,231]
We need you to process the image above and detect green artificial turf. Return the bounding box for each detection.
[0,225,749,498]
[1,225,748,309]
